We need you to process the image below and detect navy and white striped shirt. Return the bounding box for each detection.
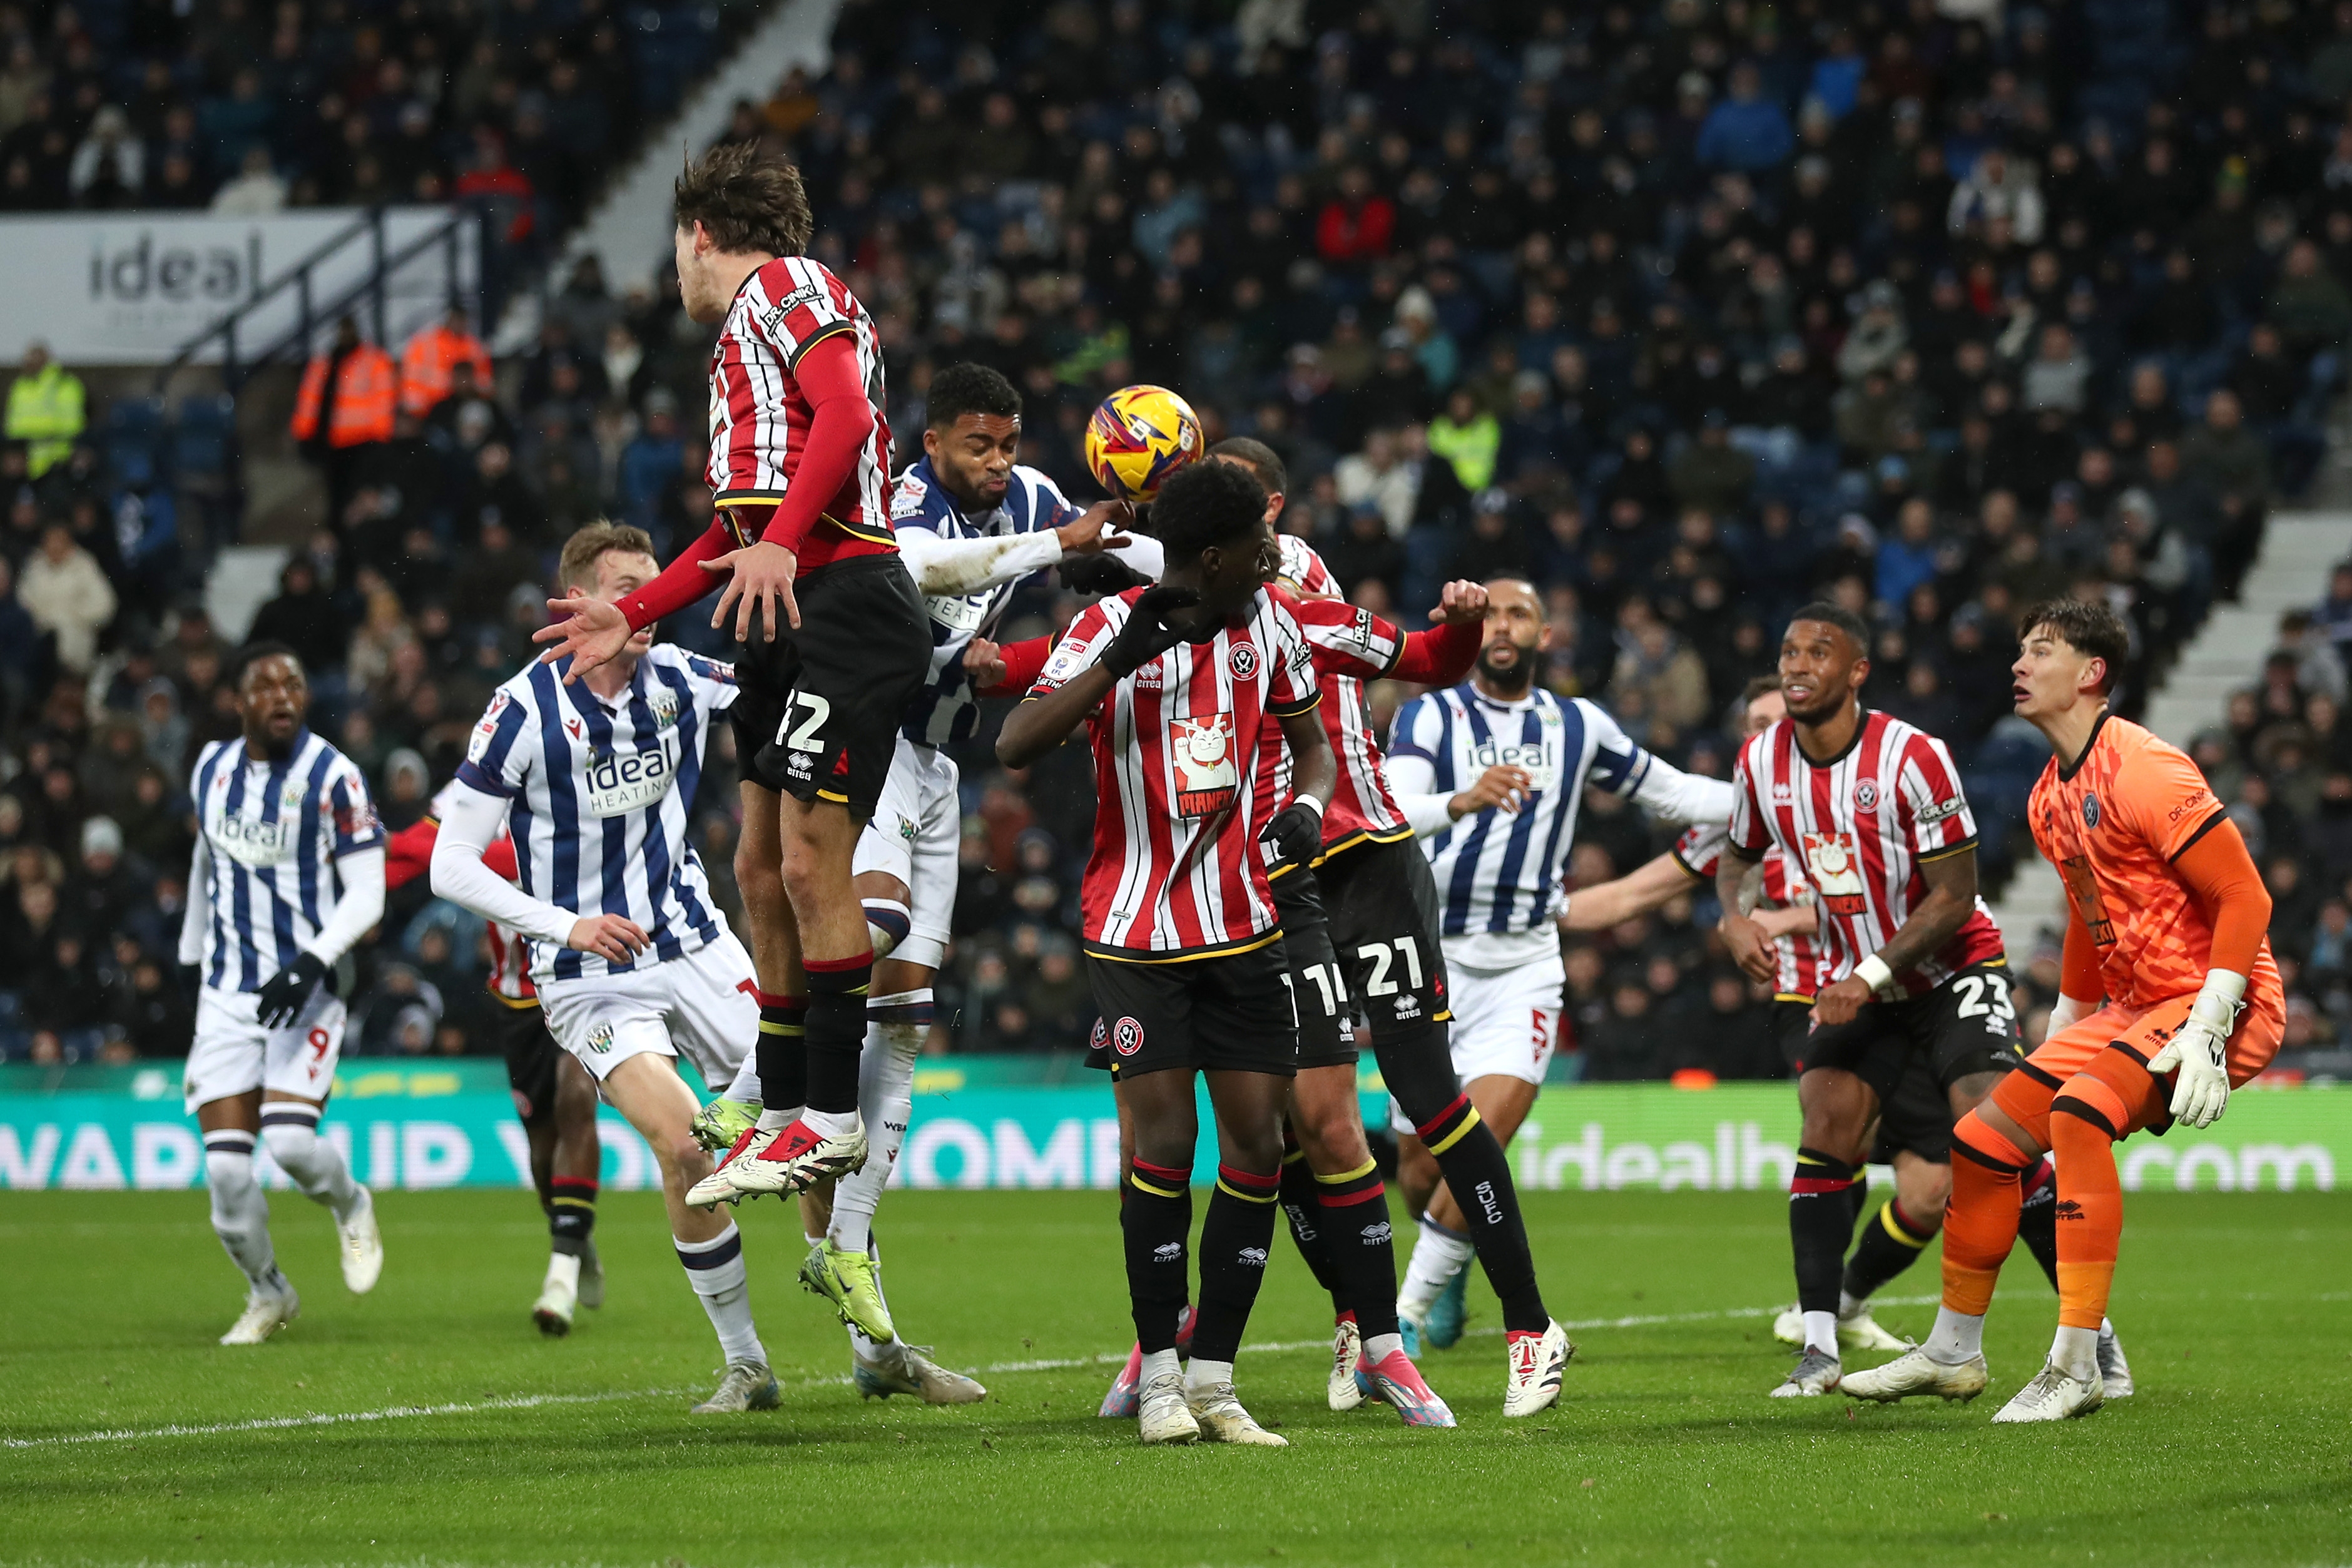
[457,646,738,985]
[190,730,384,993]
[1387,687,1655,969]
[889,456,1081,748]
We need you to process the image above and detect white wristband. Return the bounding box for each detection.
[1853,953,1895,993]
[1293,793,1325,817]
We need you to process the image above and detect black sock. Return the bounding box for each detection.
[547,1175,597,1255]
[755,990,806,1110]
[1123,1159,1193,1353]
[1841,1196,1938,1301]
[1315,1158,1399,1341]
[1846,1171,1871,1234]
[802,954,871,1117]
[1191,1164,1281,1364]
[1790,1147,1860,1316]
[1419,1095,1549,1334]
[1278,1142,1346,1315]
[2017,1156,2061,1291]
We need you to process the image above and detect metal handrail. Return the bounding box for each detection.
[148,205,479,398]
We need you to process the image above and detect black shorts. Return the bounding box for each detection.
[492,1001,564,1122]
[1273,865,1353,1069]
[1798,960,2023,1109]
[1316,833,1451,1037]
[728,553,929,819]
[1776,996,1952,1163]
[1084,939,1300,1081]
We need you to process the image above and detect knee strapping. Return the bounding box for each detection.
[258,1105,323,1171]
[2053,1073,2132,1140]
[1952,1109,2032,1175]
[204,1132,258,1213]
[862,900,911,960]
[866,989,933,1059]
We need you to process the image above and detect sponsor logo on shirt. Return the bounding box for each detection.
[581,740,676,818]
[1466,736,1557,793]
[1801,830,1869,915]
[1169,713,1238,818]
[213,813,295,868]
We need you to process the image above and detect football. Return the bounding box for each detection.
[1083,384,1203,503]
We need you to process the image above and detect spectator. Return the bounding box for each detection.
[245,557,344,675]
[208,145,286,215]
[1667,412,1755,516]
[290,316,397,523]
[1945,146,2043,243]
[1314,165,1392,264]
[1427,387,1499,493]
[18,522,114,672]
[1695,63,1795,173]
[4,341,84,477]
[398,306,496,421]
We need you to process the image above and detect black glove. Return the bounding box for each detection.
[1059,552,1151,596]
[1099,584,1203,678]
[256,952,332,1027]
[1260,798,1325,870]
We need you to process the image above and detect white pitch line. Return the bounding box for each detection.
[3,1295,1944,1449]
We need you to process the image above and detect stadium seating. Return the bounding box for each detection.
[1,0,2348,1081]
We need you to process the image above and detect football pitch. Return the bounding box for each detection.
[3,1189,2346,1567]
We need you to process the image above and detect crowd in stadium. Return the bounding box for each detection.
[3,0,2351,1081]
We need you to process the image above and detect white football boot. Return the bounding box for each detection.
[337,1187,384,1293]
[690,1360,781,1413]
[1327,1316,1365,1411]
[1839,1346,1990,1403]
[1992,1358,2104,1423]
[1502,1320,1573,1416]
[220,1281,300,1346]
[1769,1348,1844,1397]
[2097,1320,2133,1398]
[1771,1300,1908,1352]
[532,1253,580,1336]
[1186,1380,1288,1446]
[1137,1368,1200,1445]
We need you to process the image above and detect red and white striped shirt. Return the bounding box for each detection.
[1261,581,1411,847]
[706,255,895,560]
[1673,823,1825,999]
[1031,587,1320,959]
[1727,709,2003,995]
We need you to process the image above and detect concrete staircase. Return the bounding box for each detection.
[1987,508,2352,960]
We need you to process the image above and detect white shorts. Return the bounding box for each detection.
[538,932,758,1088]
[1389,954,1563,1135]
[851,736,959,970]
[185,984,347,1112]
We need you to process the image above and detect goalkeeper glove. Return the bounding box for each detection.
[2147,968,2245,1129]
[255,952,332,1029]
[1059,552,1151,596]
[2045,991,2095,1036]
[1099,584,1202,678]
[1259,797,1324,870]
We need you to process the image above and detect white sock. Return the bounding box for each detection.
[1140,1347,1181,1385]
[1837,1288,1866,1318]
[1398,1214,1474,1318]
[675,1223,765,1366]
[830,997,924,1254]
[850,1251,897,1362]
[802,1106,861,1139]
[1363,1331,1403,1363]
[259,1106,360,1219]
[722,1049,761,1102]
[755,1106,801,1134]
[204,1131,278,1290]
[1184,1357,1235,1393]
[2050,1323,2100,1382]
[543,1250,581,1292]
[1801,1310,1840,1357]
[1923,1306,1985,1365]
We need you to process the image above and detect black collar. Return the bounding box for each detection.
[1790,705,1871,770]
[2056,709,2113,783]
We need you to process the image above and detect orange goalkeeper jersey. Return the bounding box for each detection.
[2027,713,2281,1012]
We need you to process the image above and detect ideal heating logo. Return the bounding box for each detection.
[89,230,265,306]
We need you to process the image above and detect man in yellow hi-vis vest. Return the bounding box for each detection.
[5,342,87,479]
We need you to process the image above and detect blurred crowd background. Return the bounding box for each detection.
[4,0,2351,1084]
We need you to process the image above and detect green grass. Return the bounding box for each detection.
[2,1188,2347,1567]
